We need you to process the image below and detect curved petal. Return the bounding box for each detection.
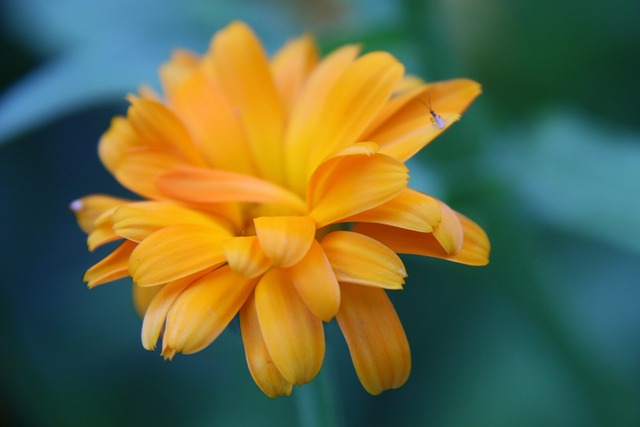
[255,268,325,385]
[341,188,441,232]
[129,225,231,286]
[159,49,202,95]
[286,240,340,322]
[162,266,256,356]
[254,216,316,268]
[132,283,163,317]
[70,194,131,234]
[352,212,490,266]
[285,51,404,190]
[112,201,228,242]
[87,207,121,251]
[308,151,408,227]
[84,240,136,288]
[224,236,271,278]
[432,201,464,255]
[240,291,293,398]
[270,34,319,114]
[336,283,410,395]
[210,21,286,183]
[283,44,360,193]
[157,166,307,214]
[321,231,406,289]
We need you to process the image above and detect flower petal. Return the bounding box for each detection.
[211,21,286,183]
[255,268,325,385]
[270,34,319,114]
[129,225,231,286]
[285,51,404,190]
[70,194,130,234]
[157,166,307,214]
[286,240,340,322]
[336,283,411,395]
[353,212,490,266]
[308,151,408,227]
[240,291,293,398]
[342,188,441,232]
[163,266,256,355]
[86,207,121,251]
[321,231,406,289]
[132,283,163,317]
[223,236,271,278]
[112,201,228,242]
[432,201,464,255]
[254,216,316,268]
[84,240,136,288]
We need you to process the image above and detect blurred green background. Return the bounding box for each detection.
[1,0,639,426]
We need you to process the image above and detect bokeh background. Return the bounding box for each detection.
[1,0,639,426]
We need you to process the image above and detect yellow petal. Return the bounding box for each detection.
[223,236,271,278]
[270,34,319,114]
[132,283,163,317]
[282,44,360,192]
[112,201,227,242]
[308,151,408,227]
[211,21,286,183]
[321,231,406,289]
[70,194,130,234]
[157,166,307,214]
[254,216,316,268]
[84,240,136,288]
[255,268,325,385]
[285,50,404,190]
[336,283,410,395]
[286,240,340,322]
[129,225,231,286]
[163,266,256,355]
[342,188,441,232]
[240,291,293,398]
[86,207,121,251]
[159,49,202,94]
[432,201,464,255]
[141,272,208,350]
[353,212,490,266]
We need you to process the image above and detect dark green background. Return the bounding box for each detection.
[1,0,639,426]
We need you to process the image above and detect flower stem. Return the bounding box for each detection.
[294,367,340,427]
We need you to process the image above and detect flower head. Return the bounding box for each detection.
[71,21,489,397]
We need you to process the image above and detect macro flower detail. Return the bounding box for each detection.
[71,21,490,397]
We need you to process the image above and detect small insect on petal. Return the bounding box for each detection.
[416,94,446,129]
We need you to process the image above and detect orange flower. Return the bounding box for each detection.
[71,21,489,397]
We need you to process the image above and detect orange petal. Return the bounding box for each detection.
[308,151,408,227]
[70,194,130,234]
[84,240,136,288]
[86,207,121,251]
[157,166,307,214]
[240,291,293,398]
[223,236,271,278]
[255,268,325,385]
[132,283,163,317]
[159,49,202,95]
[211,21,286,183]
[112,201,227,243]
[285,50,404,190]
[270,34,319,114]
[129,225,231,286]
[321,231,406,289]
[342,188,441,232]
[141,272,209,350]
[253,216,316,268]
[163,266,256,355]
[432,201,463,255]
[336,283,411,395]
[286,240,340,322]
[353,213,490,266]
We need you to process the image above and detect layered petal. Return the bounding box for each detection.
[432,201,464,255]
[241,291,293,398]
[157,166,307,214]
[286,240,340,322]
[322,231,406,289]
[132,284,163,317]
[308,149,408,227]
[255,269,325,385]
[254,216,316,268]
[336,283,411,395]
[210,21,286,183]
[163,266,256,355]
[86,207,121,251]
[84,240,136,288]
[129,225,231,286]
[70,194,130,233]
[223,236,271,278]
